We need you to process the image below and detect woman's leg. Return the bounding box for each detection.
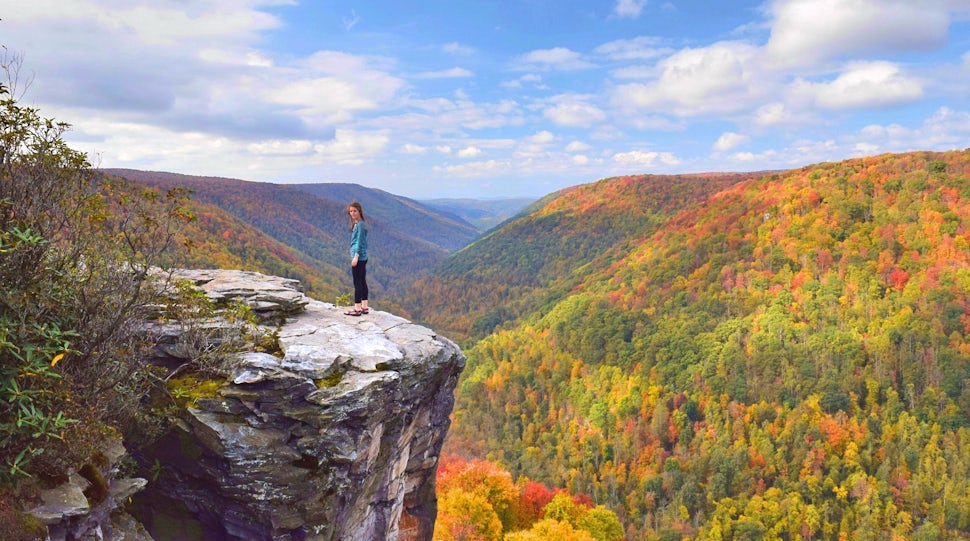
[352,260,368,311]
[357,260,368,310]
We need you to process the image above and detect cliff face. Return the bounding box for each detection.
[132,270,466,541]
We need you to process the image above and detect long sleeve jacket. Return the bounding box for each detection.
[350,221,368,261]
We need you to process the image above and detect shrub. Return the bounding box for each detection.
[0,52,193,487]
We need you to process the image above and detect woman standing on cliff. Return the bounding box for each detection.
[346,201,369,316]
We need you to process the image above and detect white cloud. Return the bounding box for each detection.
[595,36,667,61]
[572,154,590,165]
[754,103,790,126]
[543,96,607,127]
[442,42,475,55]
[312,130,389,165]
[269,75,393,123]
[854,142,880,154]
[566,141,591,152]
[434,159,507,177]
[793,61,923,110]
[515,131,557,161]
[396,96,525,133]
[400,143,428,154]
[414,67,474,79]
[713,132,750,152]
[457,146,483,158]
[766,0,951,69]
[856,107,970,149]
[529,131,556,144]
[342,9,361,31]
[502,73,547,89]
[612,41,767,116]
[247,140,315,156]
[729,149,778,163]
[615,0,649,18]
[613,150,680,166]
[610,65,657,80]
[512,47,595,71]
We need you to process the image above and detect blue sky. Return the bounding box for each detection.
[2,0,969,199]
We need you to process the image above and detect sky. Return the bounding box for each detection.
[1,0,969,199]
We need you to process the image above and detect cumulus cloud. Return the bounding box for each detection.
[502,73,547,89]
[529,131,556,144]
[729,149,779,163]
[793,61,923,110]
[457,146,484,158]
[442,42,475,55]
[857,107,970,149]
[3,1,410,152]
[246,140,315,156]
[566,141,591,152]
[612,41,767,116]
[514,131,557,160]
[596,36,669,61]
[312,130,389,165]
[397,96,525,133]
[512,47,595,71]
[542,96,607,127]
[754,103,790,126]
[713,132,750,152]
[615,0,649,18]
[765,0,951,69]
[613,150,680,166]
[414,67,474,79]
[434,159,507,177]
[400,143,428,154]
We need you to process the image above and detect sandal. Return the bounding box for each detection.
[360,308,369,314]
[344,309,362,316]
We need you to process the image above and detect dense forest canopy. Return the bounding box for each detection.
[425,150,970,539]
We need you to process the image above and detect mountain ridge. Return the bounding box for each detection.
[104,169,489,304]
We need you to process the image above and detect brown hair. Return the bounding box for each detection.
[348,201,365,230]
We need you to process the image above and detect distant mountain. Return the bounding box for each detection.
[290,183,481,251]
[417,197,537,232]
[104,170,474,305]
[403,171,761,343]
[409,149,970,539]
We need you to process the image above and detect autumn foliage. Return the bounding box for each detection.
[428,150,970,539]
[434,455,623,541]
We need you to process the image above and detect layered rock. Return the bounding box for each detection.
[132,270,465,541]
[28,434,153,541]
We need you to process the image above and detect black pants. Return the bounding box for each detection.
[352,260,368,303]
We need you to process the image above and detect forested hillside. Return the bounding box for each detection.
[419,197,537,232]
[107,170,467,302]
[404,172,762,344]
[146,186,346,301]
[290,182,481,250]
[432,150,970,539]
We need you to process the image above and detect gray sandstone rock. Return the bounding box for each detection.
[131,271,465,541]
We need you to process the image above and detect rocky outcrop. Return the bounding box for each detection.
[28,434,153,541]
[132,270,465,541]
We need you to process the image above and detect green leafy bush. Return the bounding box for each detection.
[0,52,192,492]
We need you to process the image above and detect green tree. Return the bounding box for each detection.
[0,51,192,490]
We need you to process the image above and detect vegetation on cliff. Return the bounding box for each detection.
[0,57,201,537]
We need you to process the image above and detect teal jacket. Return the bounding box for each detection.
[350,221,368,261]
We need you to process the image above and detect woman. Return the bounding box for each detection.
[345,201,369,316]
